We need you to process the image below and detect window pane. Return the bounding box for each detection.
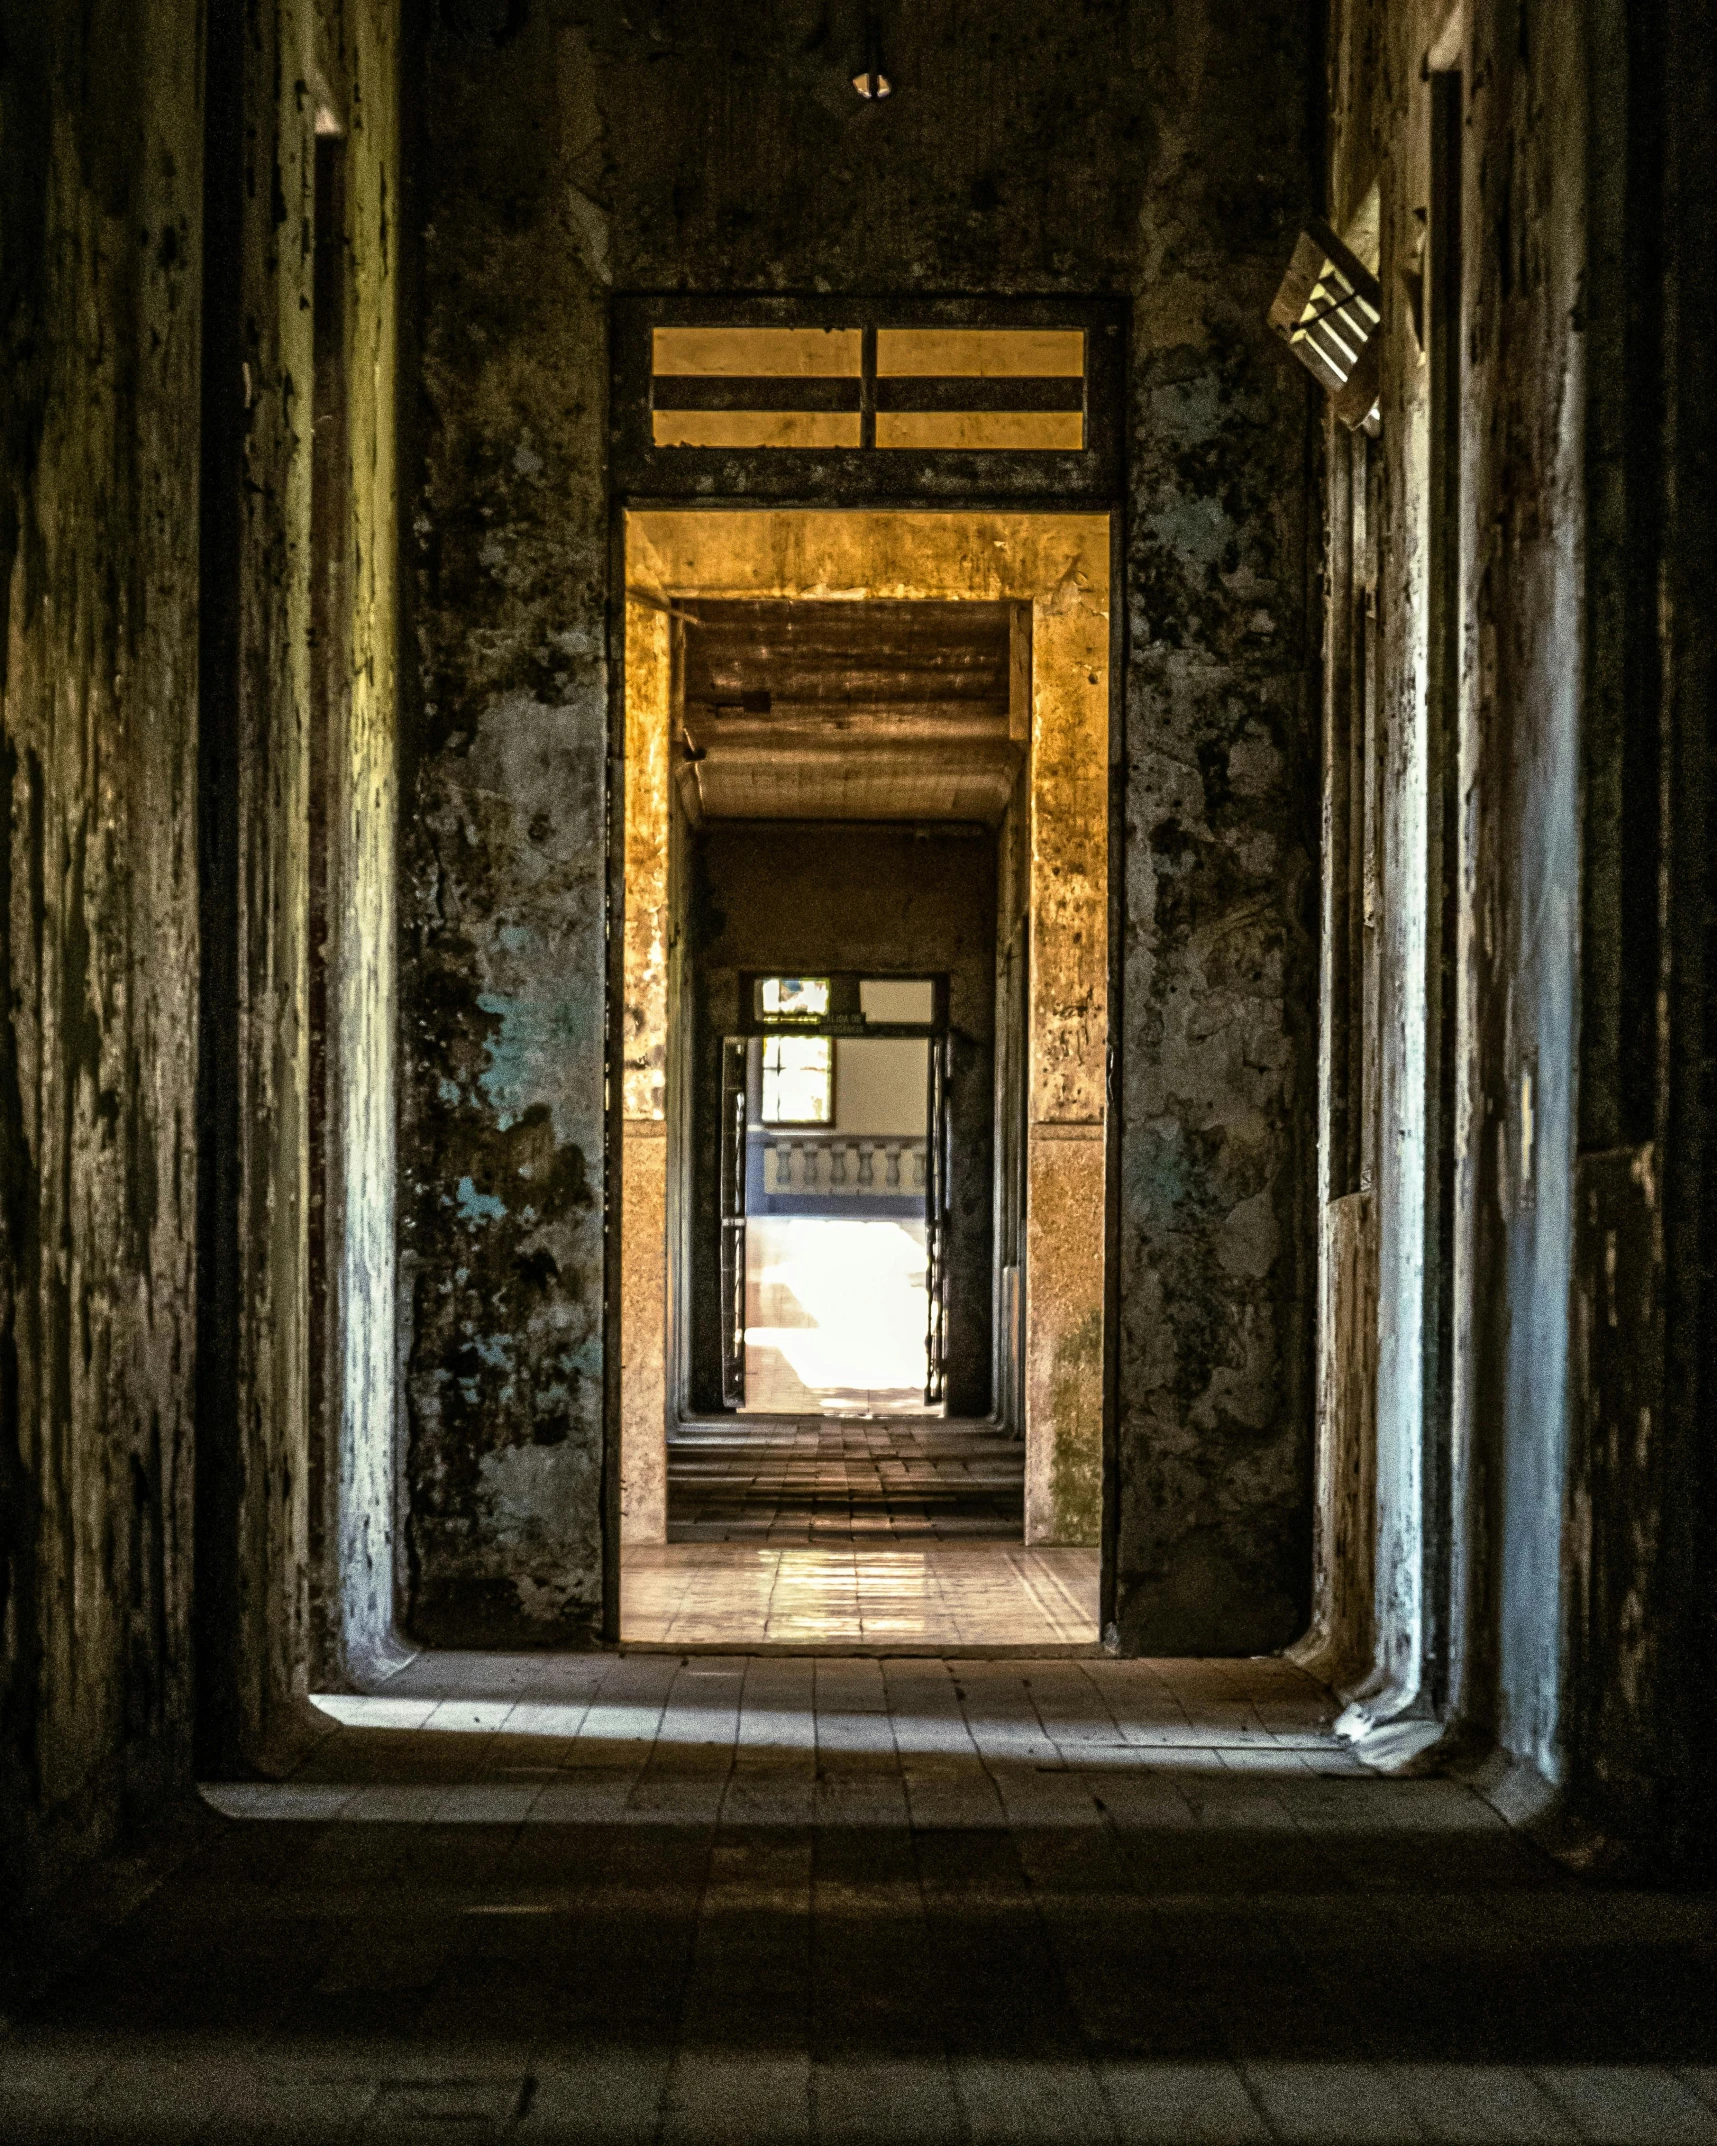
[653,410,862,450]
[859,978,936,1024]
[761,1037,832,1125]
[874,410,1083,452]
[653,327,862,377]
[758,975,830,1019]
[874,328,1085,378]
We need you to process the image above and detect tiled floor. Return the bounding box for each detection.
[668,1419,1025,1543]
[7,1650,1716,2142]
[623,1542,1099,1650]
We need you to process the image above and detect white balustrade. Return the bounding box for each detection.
[760,1133,926,1199]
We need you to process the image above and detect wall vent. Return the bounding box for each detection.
[1268,220,1383,431]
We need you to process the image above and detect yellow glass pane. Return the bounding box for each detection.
[875,410,1085,451]
[652,410,863,449]
[652,327,862,377]
[875,328,1084,378]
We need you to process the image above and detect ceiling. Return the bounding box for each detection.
[675,599,1021,825]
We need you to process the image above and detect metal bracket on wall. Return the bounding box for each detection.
[1267,219,1384,432]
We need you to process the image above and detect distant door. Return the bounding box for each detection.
[719,1036,749,1409]
[925,1033,951,1405]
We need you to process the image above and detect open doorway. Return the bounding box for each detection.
[619,512,1109,1649]
[735,999,940,1418]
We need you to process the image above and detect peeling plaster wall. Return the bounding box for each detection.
[197,0,318,1775]
[404,1,1318,1650]
[1318,0,1588,1775]
[1563,0,1716,1867]
[1457,0,1587,1788]
[400,9,611,1652]
[1,0,203,1904]
[1322,0,1717,1863]
[1108,19,1320,1651]
[1315,0,1453,1736]
[198,0,403,1765]
[1654,0,1717,1877]
[318,0,404,1684]
[2,0,402,1906]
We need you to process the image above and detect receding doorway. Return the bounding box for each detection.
[618,511,1109,1650]
[738,993,938,1418]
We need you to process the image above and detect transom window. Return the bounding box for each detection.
[757,975,831,1022]
[750,973,939,1033]
[651,325,1086,453]
[613,298,1121,502]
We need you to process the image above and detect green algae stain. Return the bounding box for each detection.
[1047,1308,1104,1545]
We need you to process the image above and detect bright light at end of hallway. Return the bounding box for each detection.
[746,1216,930,1411]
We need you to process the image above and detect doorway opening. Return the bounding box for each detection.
[619,512,1110,1650]
[735,994,940,1418]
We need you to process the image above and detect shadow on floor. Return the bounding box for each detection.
[5,1654,1716,2141]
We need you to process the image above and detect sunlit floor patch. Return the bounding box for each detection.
[621,1540,1098,1649]
[744,1215,936,1414]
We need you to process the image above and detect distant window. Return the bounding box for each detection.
[757,975,830,1021]
[859,978,936,1025]
[761,1036,833,1126]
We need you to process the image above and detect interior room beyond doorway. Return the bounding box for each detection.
[745,1021,936,1416]
[619,511,1110,1650]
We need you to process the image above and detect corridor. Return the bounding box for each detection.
[9,0,1717,2138]
[6,1653,1715,2143]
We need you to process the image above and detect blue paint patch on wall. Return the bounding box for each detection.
[476,985,601,1142]
[1128,1124,1204,1227]
[456,1176,507,1224]
[1145,494,1235,576]
[559,1336,602,1379]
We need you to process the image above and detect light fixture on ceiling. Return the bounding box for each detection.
[852,9,892,98]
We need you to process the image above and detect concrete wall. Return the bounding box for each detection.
[1,0,205,1907]
[1319,0,1717,1863]
[402,0,1319,1652]
[2,0,400,1909]
[198,0,402,1765]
